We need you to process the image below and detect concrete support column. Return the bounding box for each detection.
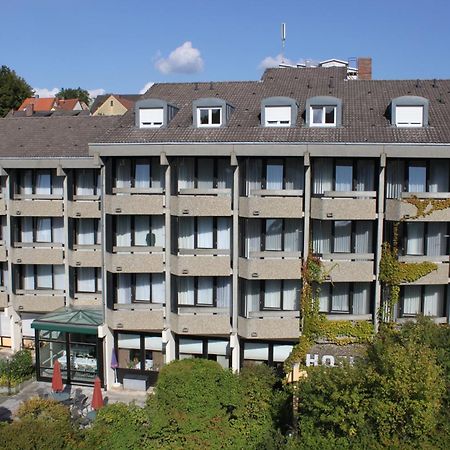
[303,153,311,258]
[374,153,386,331]
[163,157,175,363]
[231,161,240,372]
[102,326,115,389]
[9,307,21,351]
[62,168,70,306]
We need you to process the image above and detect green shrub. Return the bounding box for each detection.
[10,349,34,379]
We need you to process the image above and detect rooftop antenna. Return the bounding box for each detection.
[281,23,286,63]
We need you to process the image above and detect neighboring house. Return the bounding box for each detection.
[17,97,89,113]
[0,58,449,390]
[91,94,141,116]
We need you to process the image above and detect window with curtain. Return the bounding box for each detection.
[313,159,333,195]
[242,279,300,314]
[114,215,164,248]
[176,157,232,191]
[176,276,231,307]
[405,222,425,255]
[402,285,421,316]
[17,170,63,197]
[335,160,353,192]
[243,157,304,195]
[20,264,64,291]
[115,273,165,304]
[242,219,302,256]
[408,162,426,193]
[76,267,101,293]
[312,220,373,254]
[115,158,163,190]
[176,217,231,252]
[75,169,100,196]
[318,282,372,315]
[403,285,445,317]
[75,219,100,246]
[18,217,64,245]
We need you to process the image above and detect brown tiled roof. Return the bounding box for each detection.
[97,67,450,144]
[0,116,119,158]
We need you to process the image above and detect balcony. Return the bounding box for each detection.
[0,290,8,308]
[171,190,232,216]
[311,191,376,220]
[239,190,303,218]
[238,311,300,340]
[68,247,102,267]
[11,197,64,217]
[107,303,164,331]
[11,245,64,265]
[68,197,101,218]
[105,191,164,215]
[170,307,231,335]
[106,249,164,273]
[69,292,103,307]
[239,253,302,279]
[398,256,449,285]
[321,254,375,282]
[12,291,65,312]
[170,253,231,276]
[386,192,450,222]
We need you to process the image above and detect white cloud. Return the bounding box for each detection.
[258,54,294,70]
[33,87,59,98]
[139,82,154,94]
[155,41,204,74]
[88,88,106,99]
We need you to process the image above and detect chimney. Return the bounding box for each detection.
[25,103,34,117]
[357,57,372,80]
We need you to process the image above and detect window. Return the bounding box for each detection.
[115,273,165,304]
[402,285,446,317]
[74,219,101,246]
[116,332,163,371]
[242,219,303,256]
[311,105,336,126]
[175,157,232,191]
[75,267,102,293]
[114,157,164,190]
[390,96,429,128]
[0,263,8,289]
[174,217,231,252]
[114,215,164,248]
[243,341,295,369]
[177,337,230,369]
[312,158,376,195]
[16,169,64,197]
[264,106,291,126]
[399,222,449,257]
[74,169,101,196]
[18,264,65,291]
[241,279,300,315]
[139,108,164,128]
[312,220,373,255]
[395,105,423,127]
[386,159,449,198]
[197,107,222,127]
[175,276,231,308]
[242,157,304,195]
[15,217,64,245]
[318,282,371,315]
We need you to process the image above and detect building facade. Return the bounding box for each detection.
[0,66,449,388]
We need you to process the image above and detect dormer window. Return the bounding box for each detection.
[193,98,233,128]
[261,97,297,127]
[391,96,429,128]
[140,108,164,128]
[311,105,336,126]
[306,96,342,127]
[135,99,178,129]
[198,107,222,127]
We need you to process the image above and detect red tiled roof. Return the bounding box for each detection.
[18,97,56,111]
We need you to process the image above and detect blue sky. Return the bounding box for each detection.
[1,0,450,98]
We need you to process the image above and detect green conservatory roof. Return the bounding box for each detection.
[31,307,103,335]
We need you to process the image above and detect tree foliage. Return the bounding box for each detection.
[56,87,90,106]
[0,65,33,117]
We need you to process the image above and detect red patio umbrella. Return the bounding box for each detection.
[91,376,104,410]
[51,359,63,393]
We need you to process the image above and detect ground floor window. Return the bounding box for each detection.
[175,336,231,369]
[242,340,295,374]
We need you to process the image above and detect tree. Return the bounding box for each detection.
[0,65,33,117]
[56,87,90,106]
